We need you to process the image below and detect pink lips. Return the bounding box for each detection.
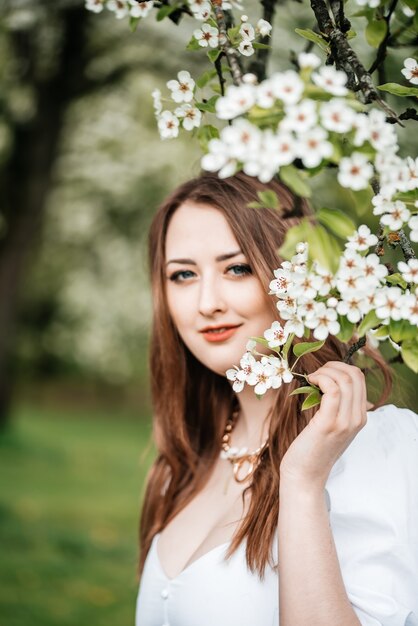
[200,324,242,343]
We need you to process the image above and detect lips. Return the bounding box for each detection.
[200,324,242,343]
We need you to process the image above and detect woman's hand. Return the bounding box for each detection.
[279,361,368,491]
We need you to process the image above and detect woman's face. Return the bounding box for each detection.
[164,202,277,376]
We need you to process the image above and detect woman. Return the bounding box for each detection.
[135,171,418,626]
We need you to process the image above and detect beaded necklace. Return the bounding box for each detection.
[220,409,269,484]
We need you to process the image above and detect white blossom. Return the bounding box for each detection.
[157,111,180,139]
[296,126,333,168]
[264,321,288,348]
[298,52,321,69]
[319,98,355,133]
[409,215,418,242]
[362,253,388,285]
[401,57,418,85]
[151,88,162,115]
[398,259,418,284]
[400,292,418,325]
[312,66,348,96]
[354,0,380,7]
[271,70,304,105]
[380,201,410,231]
[346,224,378,251]
[375,286,404,321]
[166,70,195,103]
[201,138,237,178]
[226,367,245,392]
[281,99,317,133]
[256,78,277,109]
[193,23,219,48]
[107,0,129,19]
[336,293,370,323]
[238,40,255,56]
[216,84,256,119]
[256,18,272,37]
[239,23,255,41]
[175,104,202,130]
[337,152,373,190]
[304,302,340,340]
[188,0,211,20]
[85,0,105,13]
[129,0,154,17]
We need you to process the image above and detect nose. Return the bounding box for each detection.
[198,273,227,317]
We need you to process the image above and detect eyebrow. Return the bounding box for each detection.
[166,250,243,266]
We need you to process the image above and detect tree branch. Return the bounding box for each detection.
[248,0,280,81]
[212,0,243,85]
[368,0,399,75]
[309,0,400,121]
[343,336,366,363]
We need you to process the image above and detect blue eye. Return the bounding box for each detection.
[228,264,252,277]
[169,270,195,283]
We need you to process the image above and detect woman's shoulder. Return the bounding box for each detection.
[326,403,418,517]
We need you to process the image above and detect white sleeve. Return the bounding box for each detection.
[325,404,418,626]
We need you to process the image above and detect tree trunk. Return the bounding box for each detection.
[0,5,88,430]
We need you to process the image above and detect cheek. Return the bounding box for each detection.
[166,285,194,332]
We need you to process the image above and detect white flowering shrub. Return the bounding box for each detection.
[86,0,418,404]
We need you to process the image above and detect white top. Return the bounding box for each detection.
[135,404,418,626]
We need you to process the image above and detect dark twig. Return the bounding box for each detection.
[309,0,400,121]
[343,336,367,363]
[387,108,418,124]
[368,0,399,74]
[248,0,280,81]
[212,0,243,85]
[214,54,226,96]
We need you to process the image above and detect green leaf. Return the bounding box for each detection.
[365,20,387,48]
[389,319,413,343]
[336,316,355,342]
[386,272,408,290]
[302,390,322,410]
[256,190,281,210]
[250,336,270,347]
[156,5,178,20]
[207,48,221,63]
[372,325,389,338]
[293,340,325,357]
[350,187,373,216]
[129,16,141,32]
[377,83,418,97]
[279,165,312,198]
[306,224,342,273]
[186,37,202,51]
[349,8,374,18]
[196,125,219,151]
[196,69,218,89]
[401,337,418,374]
[316,207,356,240]
[346,29,357,40]
[196,95,219,113]
[252,42,272,50]
[289,385,317,396]
[295,28,329,52]
[357,310,380,337]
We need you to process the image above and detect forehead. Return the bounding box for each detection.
[165,202,240,257]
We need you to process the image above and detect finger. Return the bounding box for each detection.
[319,363,366,429]
[306,371,341,433]
[327,362,367,416]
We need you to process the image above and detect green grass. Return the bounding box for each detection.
[0,406,155,626]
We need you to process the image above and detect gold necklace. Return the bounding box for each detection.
[220,409,269,484]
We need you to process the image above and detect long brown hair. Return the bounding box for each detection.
[139,171,392,579]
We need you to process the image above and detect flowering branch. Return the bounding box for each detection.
[212,0,243,85]
[309,0,399,120]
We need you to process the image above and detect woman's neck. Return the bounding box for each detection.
[231,386,278,450]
